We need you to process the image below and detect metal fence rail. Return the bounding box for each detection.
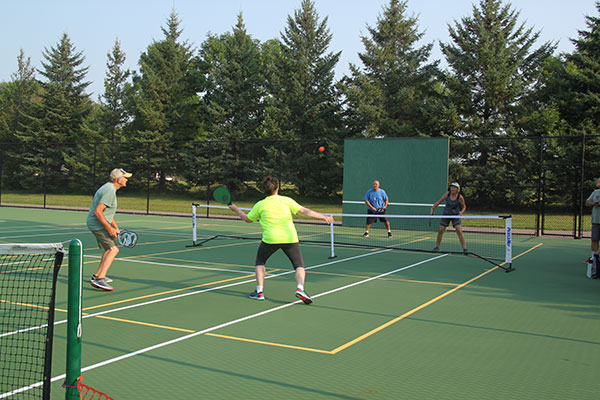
[1,135,598,237]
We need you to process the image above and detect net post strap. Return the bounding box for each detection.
[0,243,65,255]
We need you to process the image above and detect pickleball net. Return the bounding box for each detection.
[0,243,65,400]
[191,204,513,271]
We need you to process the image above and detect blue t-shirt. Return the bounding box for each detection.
[364,189,388,210]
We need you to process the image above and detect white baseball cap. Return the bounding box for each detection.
[110,168,132,181]
[450,182,460,190]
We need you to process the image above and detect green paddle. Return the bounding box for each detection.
[213,185,232,205]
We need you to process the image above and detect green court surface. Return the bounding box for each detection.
[1,207,599,399]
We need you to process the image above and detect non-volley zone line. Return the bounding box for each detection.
[12,245,542,397]
[0,249,392,342]
[40,251,445,390]
[0,249,399,398]
[205,243,543,354]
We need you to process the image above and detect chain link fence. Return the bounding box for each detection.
[1,136,598,237]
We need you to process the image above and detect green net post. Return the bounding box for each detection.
[65,239,83,399]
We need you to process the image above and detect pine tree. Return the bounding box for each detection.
[0,50,39,142]
[563,1,600,132]
[200,13,268,190]
[266,0,342,140]
[100,38,130,142]
[13,34,93,192]
[440,0,556,207]
[441,0,555,138]
[37,33,92,141]
[265,0,343,196]
[128,10,205,190]
[342,0,444,137]
[202,13,265,140]
[0,50,41,190]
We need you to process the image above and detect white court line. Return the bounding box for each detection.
[41,252,447,390]
[84,254,253,275]
[0,230,91,240]
[0,249,392,340]
[2,248,419,397]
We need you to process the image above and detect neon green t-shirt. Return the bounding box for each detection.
[247,195,302,244]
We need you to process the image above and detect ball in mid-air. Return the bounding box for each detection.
[318,146,325,153]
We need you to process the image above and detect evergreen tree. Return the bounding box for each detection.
[561,1,600,132]
[202,14,265,140]
[441,0,556,208]
[11,34,93,192]
[0,50,39,142]
[0,50,41,190]
[36,33,92,142]
[342,0,445,137]
[100,38,130,142]
[441,0,555,138]
[265,0,343,196]
[266,0,342,140]
[128,10,205,190]
[200,14,268,191]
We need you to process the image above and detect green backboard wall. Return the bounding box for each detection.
[342,138,449,218]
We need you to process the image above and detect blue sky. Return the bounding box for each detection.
[1,0,597,98]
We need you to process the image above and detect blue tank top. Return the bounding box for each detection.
[443,193,461,215]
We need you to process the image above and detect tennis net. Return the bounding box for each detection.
[191,204,513,271]
[0,243,65,400]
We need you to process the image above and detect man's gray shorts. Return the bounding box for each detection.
[91,229,117,250]
[592,223,600,241]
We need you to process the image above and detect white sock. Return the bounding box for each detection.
[297,284,304,291]
[256,285,263,293]
[388,230,391,233]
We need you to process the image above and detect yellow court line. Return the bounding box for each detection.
[205,333,333,354]
[387,236,431,248]
[0,266,46,273]
[329,243,543,354]
[118,239,257,259]
[141,255,254,270]
[83,273,255,311]
[134,238,189,246]
[82,238,258,265]
[92,315,195,333]
[308,270,459,287]
[204,243,542,355]
[0,299,67,313]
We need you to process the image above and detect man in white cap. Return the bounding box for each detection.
[86,168,132,291]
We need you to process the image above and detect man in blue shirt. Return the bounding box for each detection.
[363,180,392,238]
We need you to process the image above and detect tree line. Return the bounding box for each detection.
[1,0,600,200]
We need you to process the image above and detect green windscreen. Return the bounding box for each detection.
[342,138,449,217]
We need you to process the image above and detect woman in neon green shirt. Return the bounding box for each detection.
[229,176,333,304]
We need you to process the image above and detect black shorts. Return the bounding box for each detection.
[366,208,387,224]
[440,217,461,227]
[592,223,600,241]
[255,241,305,269]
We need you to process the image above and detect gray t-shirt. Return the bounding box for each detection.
[86,182,117,231]
[587,189,600,224]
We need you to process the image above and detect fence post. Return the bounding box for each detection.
[92,143,97,194]
[0,146,3,206]
[207,144,211,218]
[579,134,586,238]
[536,136,544,236]
[43,145,48,208]
[146,142,151,215]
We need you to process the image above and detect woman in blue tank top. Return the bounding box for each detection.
[430,182,467,254]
